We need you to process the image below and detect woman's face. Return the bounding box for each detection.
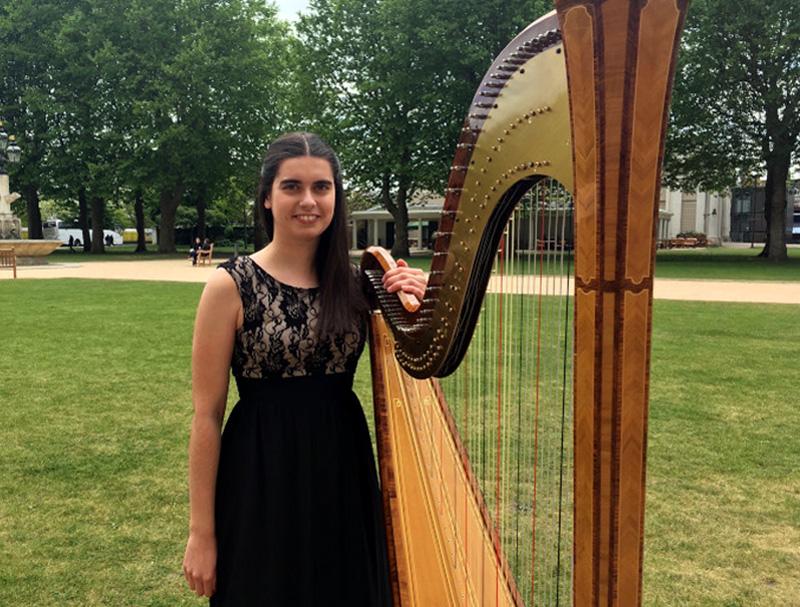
[265,156,336,245]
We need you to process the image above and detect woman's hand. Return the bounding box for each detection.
[183,530,217,598]
[382,258,427,301]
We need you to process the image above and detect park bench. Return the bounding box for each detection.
[0,247,17,278]
[197,244,214,266]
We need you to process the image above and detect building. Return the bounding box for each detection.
[658,187,731,246]
[352,186,737,251]
[351,195,444,252]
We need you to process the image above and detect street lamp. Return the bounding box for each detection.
[0,121,24,238]
[0,121,23,174]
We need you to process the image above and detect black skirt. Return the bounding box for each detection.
[211,374,391,607]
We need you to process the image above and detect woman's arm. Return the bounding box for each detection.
[183,269,241,598]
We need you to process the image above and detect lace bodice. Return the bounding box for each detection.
[220,256,365,379]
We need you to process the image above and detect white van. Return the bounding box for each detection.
[42,219,123,246]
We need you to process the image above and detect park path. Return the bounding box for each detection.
[2,257,799,304]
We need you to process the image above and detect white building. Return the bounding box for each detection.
[352,186,732,250]
[658,187,731,246]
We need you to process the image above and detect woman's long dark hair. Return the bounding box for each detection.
[255,132,367,336]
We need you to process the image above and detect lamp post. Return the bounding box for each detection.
[0,121,24,239]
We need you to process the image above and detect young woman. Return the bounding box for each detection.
[182,132,426,606]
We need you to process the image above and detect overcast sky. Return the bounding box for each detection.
[274,0,310,21]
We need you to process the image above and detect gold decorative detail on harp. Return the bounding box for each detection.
[361,1,690,606]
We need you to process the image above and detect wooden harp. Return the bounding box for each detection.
[360,1,690,606]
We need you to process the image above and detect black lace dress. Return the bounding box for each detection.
[211,256,391,607]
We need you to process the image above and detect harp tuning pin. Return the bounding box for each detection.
[503,129,510,135]
[497,137,504,143]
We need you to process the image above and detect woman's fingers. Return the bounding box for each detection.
[382,259,426,300]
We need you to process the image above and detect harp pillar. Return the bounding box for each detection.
[554,1,690,606]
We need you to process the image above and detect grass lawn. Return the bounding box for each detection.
[47,244,256,263]
[45,242,800,282]
[654,246,800,281]
[0,279,798,606]
[399,246,800,281]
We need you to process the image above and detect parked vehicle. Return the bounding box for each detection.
[122,228,155,244]
[42,219,123,246]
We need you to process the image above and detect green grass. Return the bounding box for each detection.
[45,242,800,281]
[645,300,800,607]
[1,279,798,606]
[370,246,800,281]
[654,246,800,281]
[48,244,256,262]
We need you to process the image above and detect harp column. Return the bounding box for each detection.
[554,1,689,607]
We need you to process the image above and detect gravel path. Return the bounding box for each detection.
[3,258,799,304]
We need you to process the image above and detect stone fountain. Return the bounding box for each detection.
[0,131,62,264]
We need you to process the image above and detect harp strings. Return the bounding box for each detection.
[439,178,574,606]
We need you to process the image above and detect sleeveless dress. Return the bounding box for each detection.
[211,256,391,607]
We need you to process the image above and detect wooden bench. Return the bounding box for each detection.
[0,247,17,279]
[197,243,214,266]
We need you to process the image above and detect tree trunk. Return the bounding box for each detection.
[759,99,791,262]
[134,188,147,252]
[90,196,105,254]
[381,173,411,259]
[197,185,207,239]
[764,158,789,262]
[24,184,43,239]
[158,181,186,253]
[757,176,772,258]
[78,187,91,251]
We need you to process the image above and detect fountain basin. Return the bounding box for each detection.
[0,240,63,265]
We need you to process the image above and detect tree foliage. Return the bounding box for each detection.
[0,0,290,252]
[295,0,549,257]
[664,0,800,261]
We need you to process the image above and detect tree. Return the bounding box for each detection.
[120,0,290,253]
[1,0,291,253]
[664,0,800,262]
[296,0,547,258]
[0,0,81,240]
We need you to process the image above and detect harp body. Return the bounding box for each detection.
[361,1,690,606]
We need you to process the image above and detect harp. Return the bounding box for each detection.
[360,1,689,605]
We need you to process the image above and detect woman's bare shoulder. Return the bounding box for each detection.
[198,267,240,314]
